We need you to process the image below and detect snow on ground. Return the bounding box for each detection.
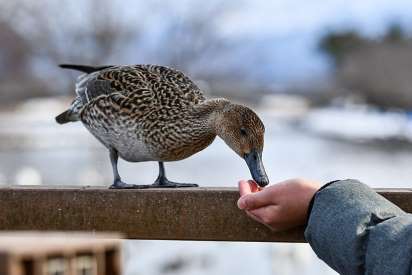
[300,106,412,142]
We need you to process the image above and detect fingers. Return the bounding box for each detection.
[238,180,260,197]
[237,181,277,210]
[244,205,281,231]
[238,180,253,197]
[238,178,322,232]
[248,205,279,223]
[249,180,261,192]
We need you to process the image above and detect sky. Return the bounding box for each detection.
[223,0,412,37]
[3,0,412,87]
[217,0,412,85]
[128,0,412,86]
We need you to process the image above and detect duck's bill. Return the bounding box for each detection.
[244,149,269,187]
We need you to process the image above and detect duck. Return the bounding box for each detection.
[55,64,269,189]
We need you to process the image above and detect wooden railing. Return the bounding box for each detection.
[0,187,411,242]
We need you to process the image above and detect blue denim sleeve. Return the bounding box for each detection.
[304,179,412,275]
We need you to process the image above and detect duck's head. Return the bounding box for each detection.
[214,103,269,187]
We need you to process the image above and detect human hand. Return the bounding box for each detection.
[237,178,321,231]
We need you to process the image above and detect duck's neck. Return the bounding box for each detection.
[191,98,231,135]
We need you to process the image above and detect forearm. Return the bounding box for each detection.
[304,179,412,275]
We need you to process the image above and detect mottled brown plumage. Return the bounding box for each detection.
[56,64,269,188]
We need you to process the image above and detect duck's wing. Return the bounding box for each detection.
[75,65,205,108]
[134,65,206,107]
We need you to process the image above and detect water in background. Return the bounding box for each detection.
[1,98,412,275]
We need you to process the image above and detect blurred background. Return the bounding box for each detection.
[1,0,412,274]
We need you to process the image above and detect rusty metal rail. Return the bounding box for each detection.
[0,187,411,242]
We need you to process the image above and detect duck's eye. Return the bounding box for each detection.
[240,128,247,136]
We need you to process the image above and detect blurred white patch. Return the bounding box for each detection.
[16,97,69,119]
[301,106,410,141]
[15,167,42,185]
[271,244,337,275]
[260,94,310,118]
[124,241,273,275]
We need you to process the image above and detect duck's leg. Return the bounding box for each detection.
[152,162,198,188]
[109,148,146,189]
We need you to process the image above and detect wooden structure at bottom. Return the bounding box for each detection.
[0,232,122,275]
[0,187,411,242]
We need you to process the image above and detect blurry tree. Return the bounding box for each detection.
[0,18,49,103]
[145,0,246,82]
[0,0,137,65]
[0,22,31,78]
[142,0,268,102]
[319,24,412,109]
[384,23,406,43]
[319,30,364,65]
[0,0,140,102]
[0,0,266,105]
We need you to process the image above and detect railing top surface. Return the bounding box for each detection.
[0,186,410,242]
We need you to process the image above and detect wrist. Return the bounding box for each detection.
[305,180,342,226]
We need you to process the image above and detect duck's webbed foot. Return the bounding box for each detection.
[109,180,150,189]
[152,178,198,188]
[151,162,198,188]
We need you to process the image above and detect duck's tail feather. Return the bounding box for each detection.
[59,64,113,74]
[55,110,79,124]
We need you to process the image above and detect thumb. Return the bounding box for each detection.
[237,188,275,210]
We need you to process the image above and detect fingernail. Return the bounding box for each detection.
[237,197,246,209]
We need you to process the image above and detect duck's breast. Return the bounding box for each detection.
[112,132,154,162]
[80,95,156,162]
[83,120,155,162]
